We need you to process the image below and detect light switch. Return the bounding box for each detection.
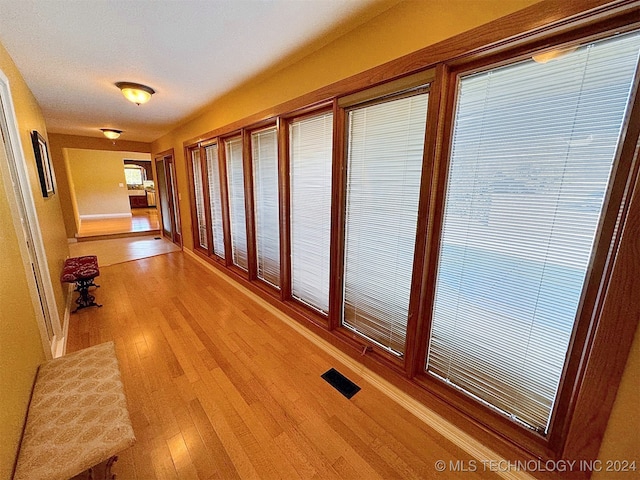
[118,183,124,187]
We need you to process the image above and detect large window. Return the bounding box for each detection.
[181,7,640,462]
[251,127,281,288]
[205,144,225,259]
[342,92,429,355]
[225,137,248,270]
[190,148,208,249]
[289,112,333,313]
[427,32,640,433]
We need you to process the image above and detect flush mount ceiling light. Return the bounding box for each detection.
[100,128,122,140]
[532,46,578,64]
[115,82,155,105]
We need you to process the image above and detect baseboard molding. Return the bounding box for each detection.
[183,248,534,480]
[52,283,73,358]
[79,213,132,220]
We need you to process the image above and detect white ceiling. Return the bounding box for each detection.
[0,0,384,143]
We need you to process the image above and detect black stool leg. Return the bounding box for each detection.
[72,277,103,313]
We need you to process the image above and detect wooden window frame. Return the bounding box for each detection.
[332,84,433,373]
[281,105,334,328]
[201,139,229,263]
[177,1,640,470]
[222,132,251,278]
[247,121,282,297]
[409,19,640,460]
[185,144,211,256]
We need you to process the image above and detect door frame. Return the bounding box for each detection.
[0,68,62,359]
[154,149,182,246]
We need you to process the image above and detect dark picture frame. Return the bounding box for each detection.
[31,130,55,197]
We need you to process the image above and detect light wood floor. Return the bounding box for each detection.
[67,252,499,480]
[77,208,160,238]
[69,235,181,266]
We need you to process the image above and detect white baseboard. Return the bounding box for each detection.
[79,213,132,220]
[182,248,534,480]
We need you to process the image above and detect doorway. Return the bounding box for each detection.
[155,150,181,246]
[0,69,61,358]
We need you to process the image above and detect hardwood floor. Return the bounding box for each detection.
[77,208,160,239]
[69,235,181,266]
[67,252,500,480]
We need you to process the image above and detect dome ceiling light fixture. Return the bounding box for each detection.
[100,128,122,140]
[115,81,155,105]
[532,45,578,64]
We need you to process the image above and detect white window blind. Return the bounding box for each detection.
[205,144,225,259]
[225,137,248,270]
[252,127,281,288]
[191,148,208,249]
[290,112,333,313]
[427,32,640,433]
[343,92,429,355]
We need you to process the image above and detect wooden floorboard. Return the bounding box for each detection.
[66,251,500,479]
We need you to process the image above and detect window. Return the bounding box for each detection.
[205,144,225,259]
[343,92,429,355]
[124,165,145,187]
[191,148,208,249]
[290,111,333,313]
[225,137,248,270]
[251,127,280,288]
[426,31,640,433]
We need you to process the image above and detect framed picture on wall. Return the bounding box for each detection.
[31,130,55,197]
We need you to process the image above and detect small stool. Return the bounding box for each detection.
[61,255,102,313]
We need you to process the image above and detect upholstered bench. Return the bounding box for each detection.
[61,255,102,313]
[13,342,135,480]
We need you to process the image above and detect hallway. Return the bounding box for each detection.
[65,252,498,480]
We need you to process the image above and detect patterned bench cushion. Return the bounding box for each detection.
[61,256,100,283]
[14,342,135,480]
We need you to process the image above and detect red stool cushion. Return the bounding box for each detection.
[61,256,100,283]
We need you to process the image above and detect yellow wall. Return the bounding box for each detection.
[64,148,151,220]
[152,0,540,251]
[0,43,55,478]
[48,134,151,238]
[150,0,638,467]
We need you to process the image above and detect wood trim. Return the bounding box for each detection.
[406,63,450,378]
[243,130,257,281]
[277,117,291,301]
[328,100,346,331]
[280,100,334,121]
[284,298,330,329]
